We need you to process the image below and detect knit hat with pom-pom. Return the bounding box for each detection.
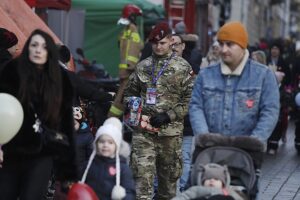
[81,117,126,200]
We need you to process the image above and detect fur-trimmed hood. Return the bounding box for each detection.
[119,140,131,159]
[195,133,265,152]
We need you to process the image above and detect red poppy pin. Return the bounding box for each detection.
[109,166,116,176]
[246,99,254,108]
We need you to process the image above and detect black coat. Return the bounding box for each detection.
[75,122,93,173]
[291,54,300,87]
[84,155,136,200]
[0,49,12,72]
[66,70,113,104]
[0,59,77,181]
[267,56,291,86]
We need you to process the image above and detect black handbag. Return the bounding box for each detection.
[41,125,70,153]
[33,112,70,154]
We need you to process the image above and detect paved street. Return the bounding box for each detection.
[259,121,300,200]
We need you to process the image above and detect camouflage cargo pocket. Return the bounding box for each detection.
[130,150,140,178]
[170,150,183,180]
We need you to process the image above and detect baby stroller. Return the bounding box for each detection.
[190,134,265,200]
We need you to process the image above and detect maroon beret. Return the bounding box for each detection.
[0,28,18,49]
[148,22,172,43]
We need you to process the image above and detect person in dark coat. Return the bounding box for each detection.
[0,29,77,199]
[73,106,94,173]
[57,44,113,104]
[174,21,203,74]
[266,41,292,153]
[81,117,135,200]
[267,41,291,87]
[57,44,113,130]
[171,34,197,192]
[0,27,18,71]
[290,42,300,154]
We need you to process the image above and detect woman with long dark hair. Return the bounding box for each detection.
[0,29,77,199]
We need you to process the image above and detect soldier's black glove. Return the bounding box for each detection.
[150,112,171,128]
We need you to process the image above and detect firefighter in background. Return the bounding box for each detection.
[108,4,144,117]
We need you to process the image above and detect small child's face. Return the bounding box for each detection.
[96,135,116,158]
[203,178,223,188]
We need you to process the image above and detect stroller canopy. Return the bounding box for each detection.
[190,134,265,196]
[191,146,256,194]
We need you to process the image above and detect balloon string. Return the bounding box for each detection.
[0,145,3,168]
[80,150,96,183]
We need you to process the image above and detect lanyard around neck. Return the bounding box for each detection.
[150,53,174,85]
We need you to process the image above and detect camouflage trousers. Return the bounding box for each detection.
[130,132,182,200]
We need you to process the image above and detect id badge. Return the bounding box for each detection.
[146,88,157,105]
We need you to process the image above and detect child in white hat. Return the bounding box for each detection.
[81,117,135,200]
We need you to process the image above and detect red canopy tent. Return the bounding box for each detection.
[24,0,71,10]
[0,0,75,71]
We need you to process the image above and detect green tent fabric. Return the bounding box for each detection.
[72,0,165,77]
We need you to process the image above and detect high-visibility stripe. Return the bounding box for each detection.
[131,32,141,43]
[109,105,123,116]
[119,63,128,69]
[121,30,132,39]
[125,33,130,63]
[127,55,139,63]
[125,30,132,36]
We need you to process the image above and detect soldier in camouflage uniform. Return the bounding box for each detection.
[124,22,194,200]
[108,4,144,117]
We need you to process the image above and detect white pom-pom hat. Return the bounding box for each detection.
[81,117,126,200]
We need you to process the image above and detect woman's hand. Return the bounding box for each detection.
[0,145,3,168]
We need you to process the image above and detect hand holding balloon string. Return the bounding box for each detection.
[0,145,3,168]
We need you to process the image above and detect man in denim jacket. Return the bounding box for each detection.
[189,21,280,143]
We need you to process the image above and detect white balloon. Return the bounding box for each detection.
[295,92,300,107]
[0,93,24,144]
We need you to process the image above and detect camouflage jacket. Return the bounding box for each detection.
[124,52,194,136]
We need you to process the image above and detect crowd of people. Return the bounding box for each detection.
[1,3,300,200]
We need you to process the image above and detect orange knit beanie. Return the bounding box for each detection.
[217,21,248,49]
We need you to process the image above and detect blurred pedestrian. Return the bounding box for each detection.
[0,27,18,70]
[267,41,291,87]
[200,41,221,68]
[57,44,113,105]
[174,21,203,74]
[251,49,287,155]
[108,4,144,118]
[266,41,292,151]
[172,34,196,192]
[251,50,266,65]
[291,41,300,154]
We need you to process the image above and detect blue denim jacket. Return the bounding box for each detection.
[189,60,280,142]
